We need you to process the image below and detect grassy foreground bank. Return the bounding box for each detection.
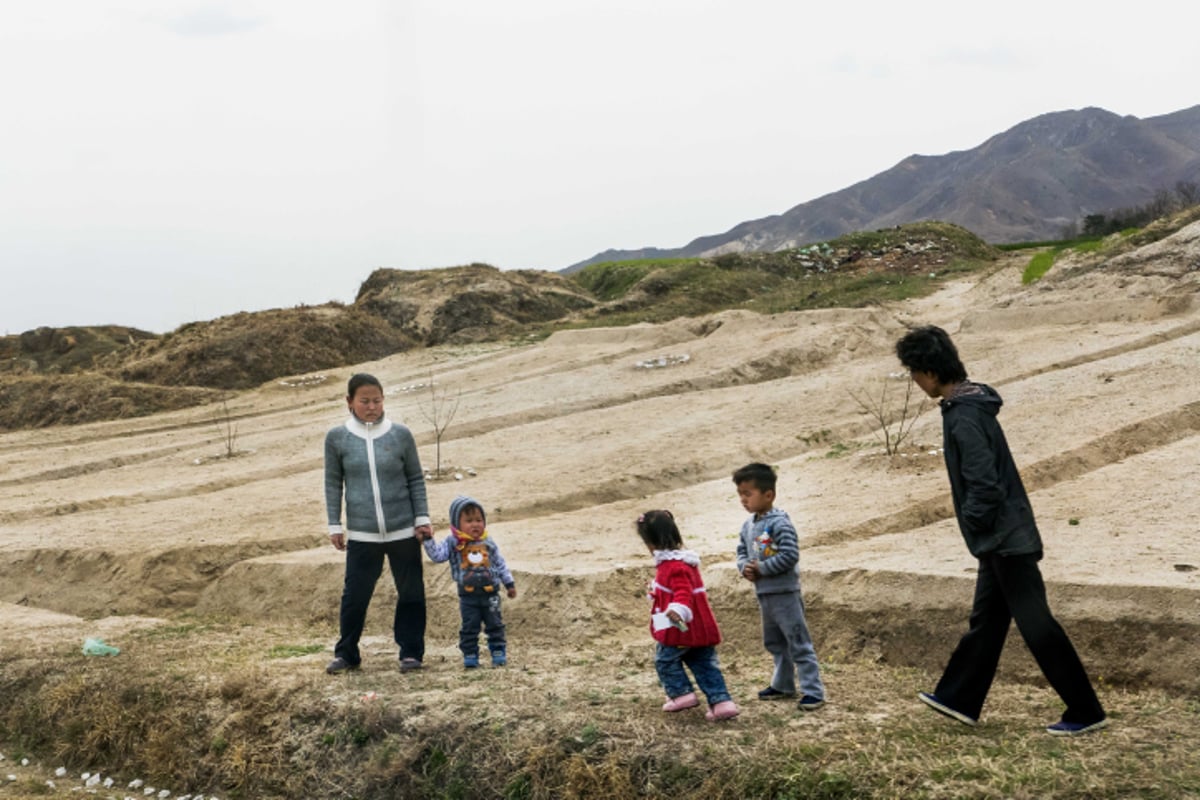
[2,620,1197,800]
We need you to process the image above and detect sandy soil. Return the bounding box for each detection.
[2,228,1199,702]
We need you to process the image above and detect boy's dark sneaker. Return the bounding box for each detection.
[399,657,423,673]
[1047,718,1109,736]
[491,650,507,667]
[918,692,978,727]
[463,654,479,669]
[757,686,796,701]
[325,657,359,675]
[798,695,826,712]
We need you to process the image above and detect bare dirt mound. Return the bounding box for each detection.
[0,373,221,431]
[0,325,157,375]
[354,263,597,344]
[104,304,417,390]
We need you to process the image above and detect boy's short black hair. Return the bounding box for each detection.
[732,462,776,493]
[895,325,968,385]
[347,372,384,399]
[636,510,684,551]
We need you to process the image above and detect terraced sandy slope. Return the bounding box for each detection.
[2,227,1199,704]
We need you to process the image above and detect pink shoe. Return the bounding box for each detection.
[705,700,741,721]
[662,692,700,712]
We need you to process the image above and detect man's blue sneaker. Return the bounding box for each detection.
[798,695,826,712]
[491,650,507,667]
[1047,718,1109,736]
[757,686,795,701]
[463,654,479,669]
[919,692,978,727]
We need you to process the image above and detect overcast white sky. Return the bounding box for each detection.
[2,1,1197,334]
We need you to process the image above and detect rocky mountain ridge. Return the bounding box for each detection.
[569,105,1200,270]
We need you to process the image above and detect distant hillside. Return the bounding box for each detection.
[5,209,1198,431]
[567,105,1200,270]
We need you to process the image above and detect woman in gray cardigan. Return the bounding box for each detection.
[324,373,432,674]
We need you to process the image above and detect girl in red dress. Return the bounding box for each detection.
[637,509,740,721]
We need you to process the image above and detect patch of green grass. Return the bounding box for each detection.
[577,722,602,748]
[1022,250,1059,283]
[266,643,324,659]
[825,442,852,458]
[571,258,699,301]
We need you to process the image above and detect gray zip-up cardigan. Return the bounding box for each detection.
[324,415,430,541]
[735,507,802,595]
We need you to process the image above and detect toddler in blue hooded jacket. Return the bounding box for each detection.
[424,495,517,668]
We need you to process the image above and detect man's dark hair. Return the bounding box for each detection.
[895,325,968,385]
[732,462,777,492]
[636,510,684,551]
[347,372,384,399]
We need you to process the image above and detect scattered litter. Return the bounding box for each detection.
[20,758,28,766]
[361,691,378,702]
[56,767,67,777]
[130,779,145,789]
[454,472,463,481]
[277,374,328,388]
[635,354,690,370]
[82,637,120,656]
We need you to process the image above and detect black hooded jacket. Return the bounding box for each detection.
[940,382,1043,558]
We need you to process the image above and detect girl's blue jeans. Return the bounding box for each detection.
[655,643,732,705]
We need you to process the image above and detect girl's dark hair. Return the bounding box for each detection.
[347,373,383,400]
[895,325,968,384]
[636,510,684,551]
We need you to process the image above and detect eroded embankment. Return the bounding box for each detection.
[179,552,1200,697]
[4,542,1196,695]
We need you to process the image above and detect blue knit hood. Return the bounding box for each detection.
[449,495,486,530]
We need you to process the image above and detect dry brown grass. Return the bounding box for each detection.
[2,618,1197,800]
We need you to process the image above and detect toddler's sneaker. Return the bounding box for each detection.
[1046,718,1109,736]
[399,657,422,673]
[757,686,796,701]
[705,700,741,721]
[491,650,507,667]
[918,692,978,727]
[798,695,826,712]
[463,654,479,669]
[662,692,700,712]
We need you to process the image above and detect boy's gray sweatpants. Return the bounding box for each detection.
[758,590,825,699]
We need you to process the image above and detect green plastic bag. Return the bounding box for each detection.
[82,637,120,656]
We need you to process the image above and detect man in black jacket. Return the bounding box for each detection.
[896,325,1108,736]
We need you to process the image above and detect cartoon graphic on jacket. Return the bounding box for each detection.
[648,550,722,648]
[424,529,515,596]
